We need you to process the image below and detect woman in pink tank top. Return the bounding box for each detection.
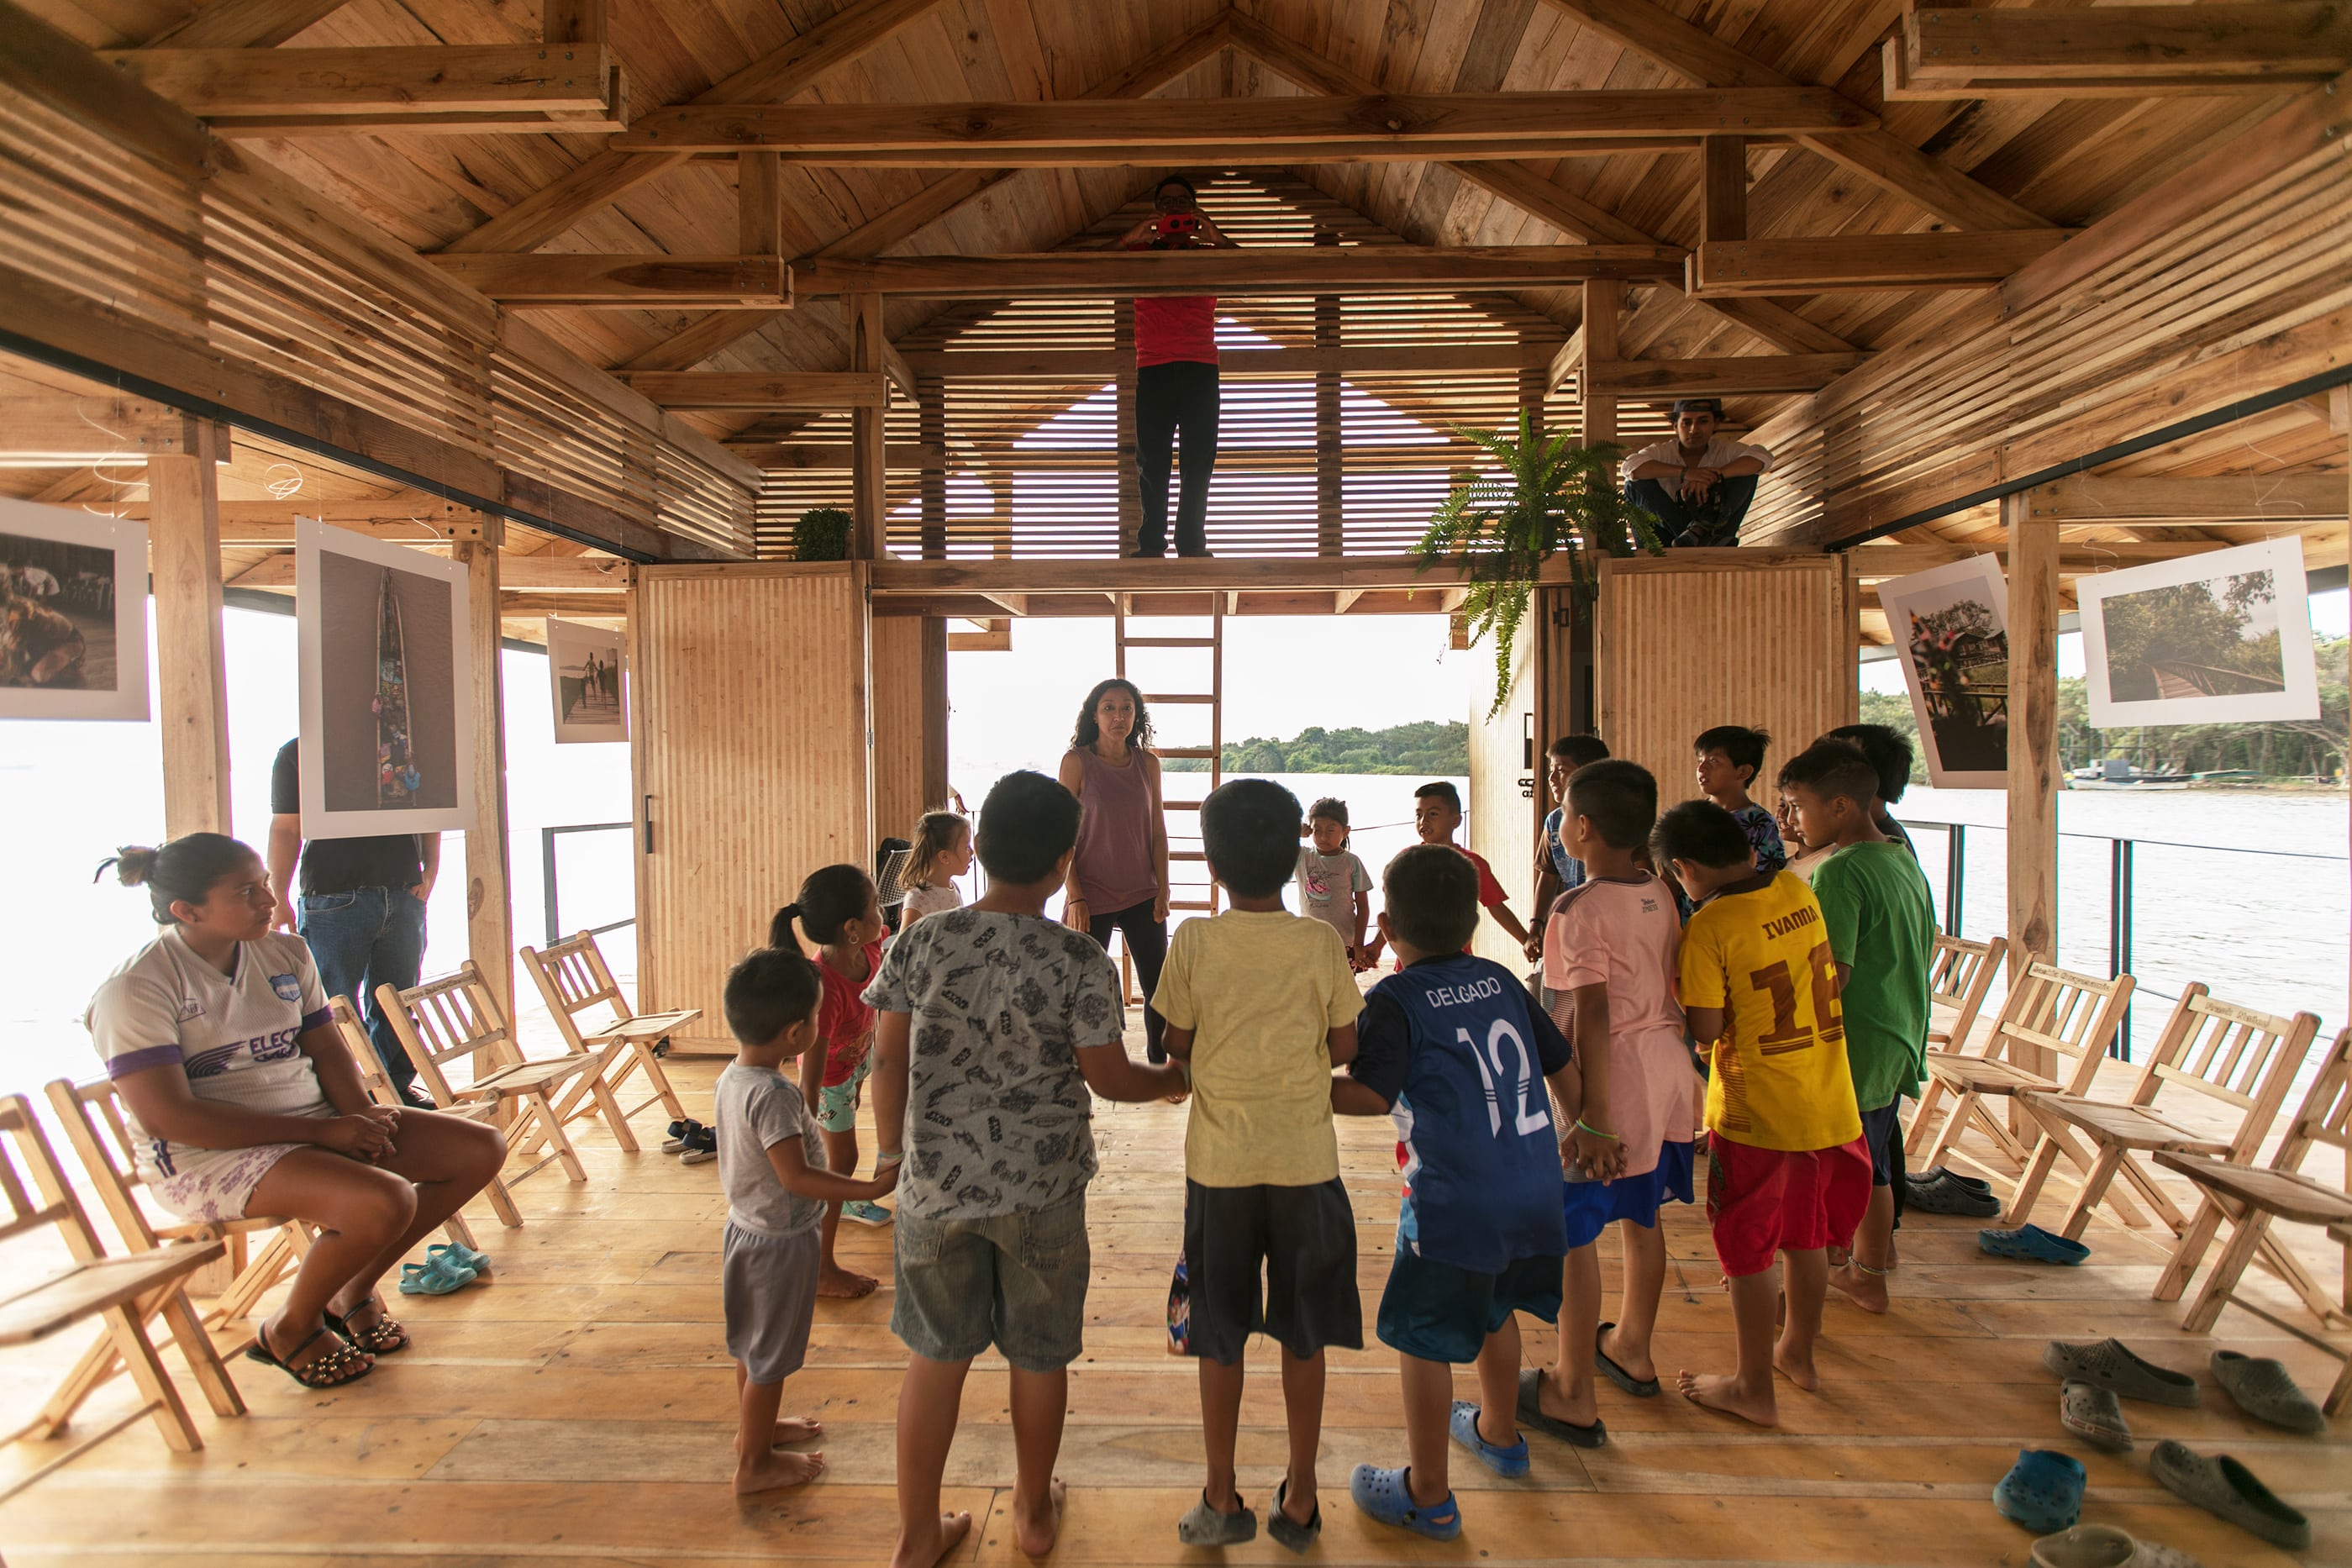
[1056,678,1173,1062]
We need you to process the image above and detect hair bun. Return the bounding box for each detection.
[99,845,159,886]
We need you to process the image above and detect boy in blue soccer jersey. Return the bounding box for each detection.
[1334,845,1581,1541]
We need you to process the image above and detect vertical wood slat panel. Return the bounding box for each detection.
[635,563,872,1047]
[871,613,931,843]
[1466,617,1537,968]
[1596,555,1857,827]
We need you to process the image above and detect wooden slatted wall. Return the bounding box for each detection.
[634,562,874,1048]
[1466,614,1538,968]
[1595,553,1858,818]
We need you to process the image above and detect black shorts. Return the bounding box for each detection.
[1181,1178,1362,1365]
[1859,1101,1903,1187]
[1376,1250,1563,1365]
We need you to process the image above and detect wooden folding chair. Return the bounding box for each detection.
[2154,1027,2352,1414]
[45,1076,310,1355]
[328,994,519,1234]
[0,1092,242,1500]
[518,932,694,1155]
[1918,960,2138,1217]
[380,961,592,1197]
[1904,932,2008,1154]
[2012,986,2319,1241]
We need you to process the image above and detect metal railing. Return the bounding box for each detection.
[1897,816,2346,1061]
[540,821,634,947]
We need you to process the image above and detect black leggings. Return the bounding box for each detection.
[1134,360,1219,556]
[1087,896,1169,1062]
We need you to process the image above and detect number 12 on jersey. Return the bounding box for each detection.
[1459,1019,1552,1139]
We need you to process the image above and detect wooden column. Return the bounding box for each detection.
[1313,234,1342,556]
[920,613,950,808]
[2006,494,2060,1081]
[1114,298,1139,552]
[1580,278,1620,445]
[147,419,232,839]
[847,292,888,559]
[916,374,946,559]
[453,518,517,1039]
[1700,134,1746,243]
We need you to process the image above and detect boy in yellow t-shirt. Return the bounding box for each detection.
[1155,779,1364,1550]
[1655,800,1868,1429]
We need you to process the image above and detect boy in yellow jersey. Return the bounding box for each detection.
[1654,800,1867,1428]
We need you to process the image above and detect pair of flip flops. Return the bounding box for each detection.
[399,1249,480,1296]
[2148,1439,2309,1550]
[1981,1223,2091,1265]
[1907,1166,2002,1217]
[664,1118,717,1163]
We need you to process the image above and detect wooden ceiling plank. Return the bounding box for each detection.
[621,371,889,408]
[1540,0,2055,231]
[429,253,791,307]
[146,0,351,49]
[439,0,955,255]
[1906,3,2352,85]
[1689,231,2071,295]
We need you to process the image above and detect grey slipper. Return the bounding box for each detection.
[2209,1350,2326,1434]
[2058,1380,2133,1452]
[2147,1439,2309,1550]
[2042,1339,2200,1408]
[2030,1523,2204,1568]
[1265,1479,1319,1555]
[1176,1492,1256,1546]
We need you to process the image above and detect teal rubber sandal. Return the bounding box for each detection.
[398,1255,476,1296]
[428,1240,492,1276]
[1350,1465,1460,1541]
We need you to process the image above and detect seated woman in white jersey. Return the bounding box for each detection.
[87,834,506,1389]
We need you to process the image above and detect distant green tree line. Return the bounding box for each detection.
[1160,719,1471,775]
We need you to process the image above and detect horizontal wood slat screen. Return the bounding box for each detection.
[0,56,755,558]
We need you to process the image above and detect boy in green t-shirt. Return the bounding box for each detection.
[1776,740,1936,1315]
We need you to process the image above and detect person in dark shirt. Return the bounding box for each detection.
[267,738,439,1102]
[1118,174,1237,560]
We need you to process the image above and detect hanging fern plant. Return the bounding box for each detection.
[1413,409,1662,714]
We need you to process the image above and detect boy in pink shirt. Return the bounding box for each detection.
[1522,761,1697,1442]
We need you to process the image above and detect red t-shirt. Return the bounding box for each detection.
[1387,845,1511,971]
[1134,295,1218,366]
[817,940,881,1087]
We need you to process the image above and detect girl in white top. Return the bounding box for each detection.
[87,834,506,1389]
[898,809,971,926]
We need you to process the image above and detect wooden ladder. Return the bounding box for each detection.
[1114,592,1223,1001]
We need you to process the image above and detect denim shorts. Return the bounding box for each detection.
[891,1190,1089,1372]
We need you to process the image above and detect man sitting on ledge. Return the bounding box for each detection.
[1619,398,1776,548]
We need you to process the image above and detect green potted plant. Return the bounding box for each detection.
[1413,409,1660,713]
[793,505,852,561]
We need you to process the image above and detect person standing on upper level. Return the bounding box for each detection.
[1118,175,1237,560]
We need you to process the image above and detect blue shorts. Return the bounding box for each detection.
[1561,1139,1697,1250]
[1376,1249,1562,1365]
[1859,1101,1902,1187]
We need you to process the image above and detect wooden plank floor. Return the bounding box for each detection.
[3,1050,2346,1567]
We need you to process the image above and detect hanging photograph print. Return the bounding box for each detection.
[1877,552,2013,790]
[0,497,148,721]
[546,615,627,744]
[295,518,474,836]
[2078,536,2319,729]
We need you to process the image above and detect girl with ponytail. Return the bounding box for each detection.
[901,809,972,927]
[86,834,505,1389]
[773,863,892,1298]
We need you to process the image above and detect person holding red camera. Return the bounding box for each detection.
[1118,175,1236,559]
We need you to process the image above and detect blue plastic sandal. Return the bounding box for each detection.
[1450,1400,1530,1478]
[428,1241,491,1276]
[1994,1448,2086,1533]
[1350,1464,1461,1541]
[398,1254,476,1296]
[1979,1224,2091,1265]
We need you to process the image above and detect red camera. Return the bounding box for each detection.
[1154,213,1203,243]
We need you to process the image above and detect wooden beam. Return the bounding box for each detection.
[866,550,1693,600]
[0,398,226,462]
[1582,279,1620,445]
[2006,502,2059,978]
[848,292,887,560]
[149,425,233,839]
[610,88,1875,160]
[2027,473,2349,523]
[1700,133,1745,243]
[1585,352,1868,397]
[1333,588,1365,613]
[1540,0,2055,232]
[1907,3,2352,87]
[621,371,887,408]
[100,45,616,116]
[1689,231,2070,296]
[454,519,515,1023]
[1881,36,2330,100]
[229,551,631,590]
[1844,531,2345,578]
[898,342,1560,379]
[795,245,1681,301]
[737,150,781,257]
[428,254,790,307]
[441,0,954,255]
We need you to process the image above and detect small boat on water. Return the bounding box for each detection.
[2069,759,2189,791]
[373,570,420,806]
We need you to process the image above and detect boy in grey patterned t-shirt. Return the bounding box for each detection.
[862,769,1187,1566]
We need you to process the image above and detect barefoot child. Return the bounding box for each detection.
[1657,800,1867,1427]
[1693,725,1787,875]
[865,770,1188,1568]
[900,809,971,926]
[1335,845,1577,1541]
[716,946,901,1494]
[1158,779,1363,1550]
[1530,761,1695,1439]
[1777,741,1934,1315]
[1294,796,1373,969]
[774,867,894,1297]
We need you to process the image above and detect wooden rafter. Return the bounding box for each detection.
[790,245,1681,300]
[1897,3,2352,97]
[619,372,888,409]
[1689,232,2070,295]
[1583,353,1870,396]
[100,45,618,127]
[428,254,789,307]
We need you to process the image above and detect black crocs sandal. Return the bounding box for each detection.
[245,1324,374,1389]
[323,1297,410,1355]
[1268,1478,1321,1555]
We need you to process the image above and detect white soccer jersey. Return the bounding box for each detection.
[85,928,332,1179]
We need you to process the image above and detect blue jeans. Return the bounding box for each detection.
[1624,474,1757,547]
[298,886,428,1097]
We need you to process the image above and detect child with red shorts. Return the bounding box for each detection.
[1654,800,1868,1428]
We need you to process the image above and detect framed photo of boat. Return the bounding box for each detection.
[545,616,627,744]
[2078,537,2318,729]
[1878,552,2013,790]
[294,518,475,836]
[0,497,148,722]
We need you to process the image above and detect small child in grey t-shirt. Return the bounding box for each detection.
[1295,797,1373,968]
[715,948,898,1497]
